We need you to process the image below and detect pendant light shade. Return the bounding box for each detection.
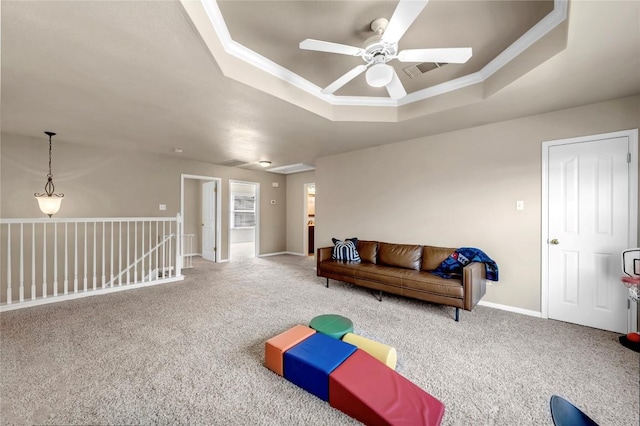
[34,131,64,217]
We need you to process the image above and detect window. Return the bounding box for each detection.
[232,194,255,228]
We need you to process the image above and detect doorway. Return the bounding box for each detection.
[304,183,316,256]
[181,174,221,263]
[541,129,638,333]
[229,180,259,260]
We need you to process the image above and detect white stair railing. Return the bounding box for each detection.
[181,234,195,269]
[0,214,183,312]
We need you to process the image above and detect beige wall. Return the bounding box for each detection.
[0,133,287,259]
[285,171,315,254]
[316,95,640,313]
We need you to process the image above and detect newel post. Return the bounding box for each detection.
[175,213,182,277]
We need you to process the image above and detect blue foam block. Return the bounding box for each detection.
[283,332,357,401]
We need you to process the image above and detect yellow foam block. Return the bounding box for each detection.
[342,333,397,370]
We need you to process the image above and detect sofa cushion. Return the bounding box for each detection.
[421,245,457,271]
[378,243,422,271]
[356,240,378,264]
[320,260,361,278]
[401,270,464,298]
[332,238,361,262]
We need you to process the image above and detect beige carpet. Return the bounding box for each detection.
[1,255,638,425]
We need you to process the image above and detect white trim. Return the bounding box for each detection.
[259,251,309,257]
[180,174,222,263]
[541,129,639,332]
[0,276,184,312]
[201,0,568,108]
[478,300,542,318]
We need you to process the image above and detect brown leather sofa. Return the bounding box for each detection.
[317,240,487,321]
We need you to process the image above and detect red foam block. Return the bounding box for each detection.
[329,349,445,426]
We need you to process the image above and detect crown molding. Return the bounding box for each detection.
[199,0,568,109]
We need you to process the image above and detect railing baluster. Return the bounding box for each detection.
[134,221,138,283]
[118,221,122,286]
[64,222,68,295]
[53,223,58,297]
[42,223,47,298]
[148,220,152,280]
[102,222,106,288]
[83,222,87,292]
[7,224,12,304]
[31,223,35,300]
[19,223,24,302]
[93,222,97,291]
[141,221,145,282]
[127,222,130,285]
[162,221,166,279]
[155,221,159,279]
[168,221,173,278]
[74,222,78,293]
[110,221,114,286]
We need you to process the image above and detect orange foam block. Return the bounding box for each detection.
[265,325,316,376]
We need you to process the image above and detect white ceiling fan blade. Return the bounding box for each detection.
[321,65,368,95]
[381,0,429,44]
[385,69,407,100]
[397,47,473,64]
[300,39,363,56]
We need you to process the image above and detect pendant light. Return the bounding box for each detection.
[34,131,64,217]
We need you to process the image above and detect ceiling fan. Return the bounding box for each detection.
[299,0,472,100]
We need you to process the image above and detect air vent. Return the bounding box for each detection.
[402,62,448,79]
[219,159,250,167]
[268,163,315,175]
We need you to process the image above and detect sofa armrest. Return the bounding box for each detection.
[317,247,333,276]
[463,262,487,311]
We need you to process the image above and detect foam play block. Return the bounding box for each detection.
[329,349,445,425]
[342,332,398,370]
[309,314,354,339]
[283,332,357,401]
[265,325,316,376]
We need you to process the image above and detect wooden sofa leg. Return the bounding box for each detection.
[455,308,460,322]
[326,278,329,288]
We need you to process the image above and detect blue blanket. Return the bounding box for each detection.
[431,247,499,281]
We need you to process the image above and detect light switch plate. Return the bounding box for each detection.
[159,204,167,211]
[272,182,279,188]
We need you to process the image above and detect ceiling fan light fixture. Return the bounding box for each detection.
[366,63,394,88]
[258,160,272,168]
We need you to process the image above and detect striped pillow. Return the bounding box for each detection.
[331,238,361,262]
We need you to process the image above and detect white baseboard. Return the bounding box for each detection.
[478,300,542,318]
[259,251,307,257]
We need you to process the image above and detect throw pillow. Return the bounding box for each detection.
[332,237,361,262]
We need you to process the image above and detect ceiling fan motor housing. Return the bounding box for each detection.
[362,35,397,65]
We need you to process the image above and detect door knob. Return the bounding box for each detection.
[550,239,559,245]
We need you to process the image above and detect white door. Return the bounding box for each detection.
[202,181,217,262]
[547,136,630,332]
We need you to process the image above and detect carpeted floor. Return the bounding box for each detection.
[1,255,638,425]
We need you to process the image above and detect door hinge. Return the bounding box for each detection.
[213,247,216,252]
[628,152,632,163]
[628,299,631,309]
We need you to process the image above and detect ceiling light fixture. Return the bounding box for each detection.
[365,63,394,88]
[34,131,64,217]
[258,161,272,168]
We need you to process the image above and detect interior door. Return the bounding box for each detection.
[202,181,217,262]
[547,136,630,332]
